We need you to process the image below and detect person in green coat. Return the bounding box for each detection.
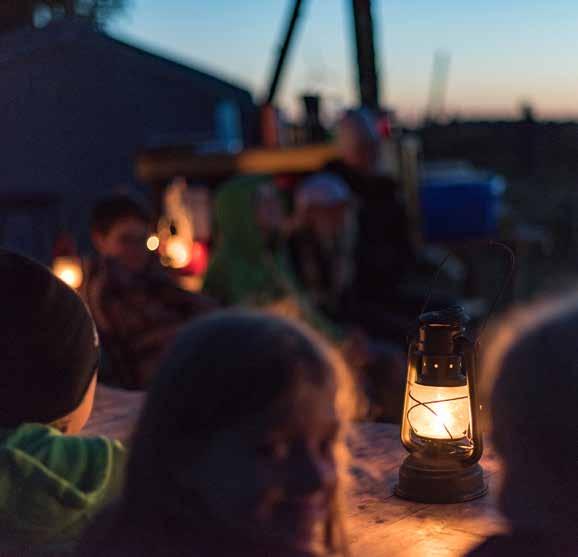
[0,250,126,554]
[203,175,341,339]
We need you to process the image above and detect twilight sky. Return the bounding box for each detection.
[110,0,578,123]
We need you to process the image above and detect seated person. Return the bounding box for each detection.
[326,109,416,305]
[204,175,405,422]
[468,294,578,556]
[323,109,455,345]
[0,250,126,553]
[83,193,216,390]
[288,172,356,319]
[78,310,355,557]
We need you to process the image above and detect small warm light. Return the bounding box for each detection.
[146,234,160,251]
[408,383,470,440]
[434,363,439,368]
[165,235,192,269]
[52,256,83,289]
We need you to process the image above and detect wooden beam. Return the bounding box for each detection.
[136,143,339,184]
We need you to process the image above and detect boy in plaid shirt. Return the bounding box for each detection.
[83,193,216,390]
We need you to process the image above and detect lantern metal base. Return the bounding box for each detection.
[395,453,487,504]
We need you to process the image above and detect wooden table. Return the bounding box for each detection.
[82,385,507,556]
[348,423,507,556]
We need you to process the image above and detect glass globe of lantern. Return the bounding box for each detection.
[407,382,471,442]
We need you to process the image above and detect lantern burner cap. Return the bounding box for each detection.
[419,305,470,328]
[418,306,471,356]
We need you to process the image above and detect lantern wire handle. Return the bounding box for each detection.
[407,253,451,346]
[418,241,516,338]
[476,241,516,342]
[419,252,452,317]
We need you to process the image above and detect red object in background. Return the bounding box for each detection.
[274,173,299,190]
[377,115,392,139]
[182,241,209,276]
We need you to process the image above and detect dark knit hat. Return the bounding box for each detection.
[0,250,99,427]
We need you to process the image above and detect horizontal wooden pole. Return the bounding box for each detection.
[135,143,339,184]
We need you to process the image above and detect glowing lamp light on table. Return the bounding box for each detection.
[52,256,84,290]
[395,306,487,503]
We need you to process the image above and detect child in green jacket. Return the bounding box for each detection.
[0,250,126,554]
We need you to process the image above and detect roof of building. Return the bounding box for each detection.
[0,18,252,100]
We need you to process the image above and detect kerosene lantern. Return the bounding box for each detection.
[395,306,487,503]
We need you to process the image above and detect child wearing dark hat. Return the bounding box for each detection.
[0,250,126,554]
[467,294,578,557]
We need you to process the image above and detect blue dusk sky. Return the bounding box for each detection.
[110,0,578,122]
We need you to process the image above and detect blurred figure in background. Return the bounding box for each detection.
[79,311,355,557]
[288,173,405,422]
[288,172,356,319]
[204,175,405,422]
[328,109,416,302]
[83,193,216,390]
[323,109,453,346]
[468,294,578,557]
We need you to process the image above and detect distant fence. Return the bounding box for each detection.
[419,120,578,180]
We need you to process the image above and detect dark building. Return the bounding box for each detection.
[0,19,256,260]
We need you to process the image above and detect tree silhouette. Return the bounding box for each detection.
[0,0,130,34]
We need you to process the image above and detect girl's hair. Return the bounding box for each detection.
[481,292,578,505]
[94,310,355,556]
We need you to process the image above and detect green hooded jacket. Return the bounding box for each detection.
[0,423,126,554]
[203,175,341,339]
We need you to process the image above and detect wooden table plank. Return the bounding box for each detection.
[81,384,146,443]
[81,385,508,556]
